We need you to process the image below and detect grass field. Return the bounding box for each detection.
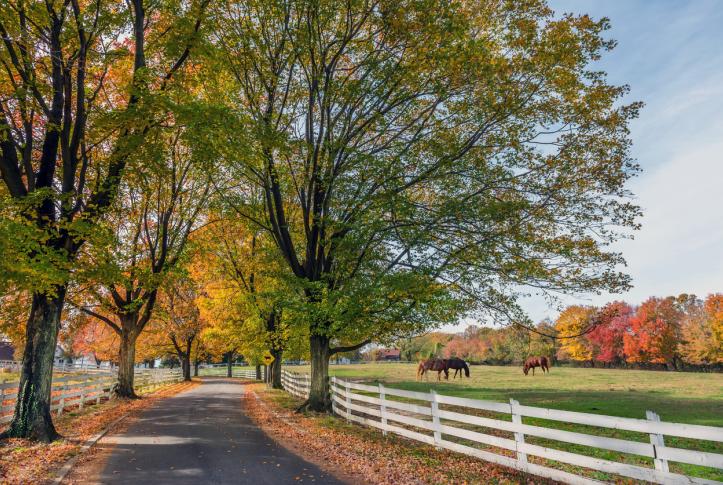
[288,362,723,481]
[318,363,723,426]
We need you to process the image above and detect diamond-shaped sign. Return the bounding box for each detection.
[262,351,275,365]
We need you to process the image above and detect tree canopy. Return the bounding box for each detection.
[1,0,651,432]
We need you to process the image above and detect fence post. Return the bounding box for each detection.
[646,410,669,473]
[79,385,85,411]
[379,383,388,436]
[430,390,441,448]
[344,379,351,421]
[510,398,527,463]
[330,377,336,414]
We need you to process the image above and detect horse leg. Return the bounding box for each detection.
[532,366,535,376]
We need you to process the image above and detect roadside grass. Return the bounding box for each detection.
[286,363,723,481]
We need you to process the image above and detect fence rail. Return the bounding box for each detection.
[197,364,266,380]
[0,368,184,425]
[281,369,311,399]
[278,369,722,484]
[1,360,132,375]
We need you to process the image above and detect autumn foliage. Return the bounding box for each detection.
[402,294,722,369]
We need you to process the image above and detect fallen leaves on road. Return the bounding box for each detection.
[245,385,553,485]
[0,380,197,485]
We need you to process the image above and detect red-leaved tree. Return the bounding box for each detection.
[588,301,633,365]
[624,297,683,369]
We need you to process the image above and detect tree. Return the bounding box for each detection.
[154,278,207,381]
[587,301,633,365]
[528,321,559,362]
[0,0,210,440]
[443,333,488,362]
[624,297,683,369]
[194,217,299,388]
[555,306,597,364]
[680,294,723,364]
[72,124,216,397]
[68,317,119,366]
[213,0,641,411]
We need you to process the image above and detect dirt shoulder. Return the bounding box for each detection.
[0,380,197,485]
[245,384,548,485]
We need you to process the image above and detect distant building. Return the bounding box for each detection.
[0,340,14,361]
[377,349,401,361]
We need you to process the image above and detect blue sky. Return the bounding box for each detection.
[450,1,723,330]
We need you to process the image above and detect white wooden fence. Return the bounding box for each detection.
[0,360,143,375]
[279,370,723,484]
[197,364,265,380]
[0,368,184,424]
[281,369,311,399]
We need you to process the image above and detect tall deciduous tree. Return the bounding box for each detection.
[0,0,209,440]
[153,278,207,381]
[680,294,723,365]
[214,0,641,410]
[194,216,300,388]
[587,301,633,365]
[75,124,215,397]
[624,296,683,369]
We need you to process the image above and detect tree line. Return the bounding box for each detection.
[398,294,722,370]
[2,0,644,441]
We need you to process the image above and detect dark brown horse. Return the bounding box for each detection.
[417,359,449,381]
[523,356,550,376]
[445,357,470,379]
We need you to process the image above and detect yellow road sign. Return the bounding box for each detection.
[262,351,275,365]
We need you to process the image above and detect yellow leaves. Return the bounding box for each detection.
[555,305,596,362]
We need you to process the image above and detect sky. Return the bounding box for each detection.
[446,0,723,331]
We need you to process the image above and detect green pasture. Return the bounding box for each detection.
[288,362,723,481]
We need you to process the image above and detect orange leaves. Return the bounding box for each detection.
[623,297,683,366]
[245,386,541,485]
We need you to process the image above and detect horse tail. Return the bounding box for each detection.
[464,362,470,377]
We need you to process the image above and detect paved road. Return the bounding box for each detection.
[97,378,346,484]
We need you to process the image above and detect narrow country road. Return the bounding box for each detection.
[95,378,346,484]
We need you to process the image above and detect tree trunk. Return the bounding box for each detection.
[182,354,191,381]
[194,360,200,377]
[1,291,65,442]
[115,327,139,398]
[305,334,331,412]
[271,348,283,389]
[226,352,233,377]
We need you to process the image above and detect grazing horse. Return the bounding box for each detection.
[523,356,550,376]
[445,357,470,379]
[417,359,449,381]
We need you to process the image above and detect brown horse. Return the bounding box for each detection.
[445,357,470,379]
[417,359,449,381]
[523,356,550,376]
